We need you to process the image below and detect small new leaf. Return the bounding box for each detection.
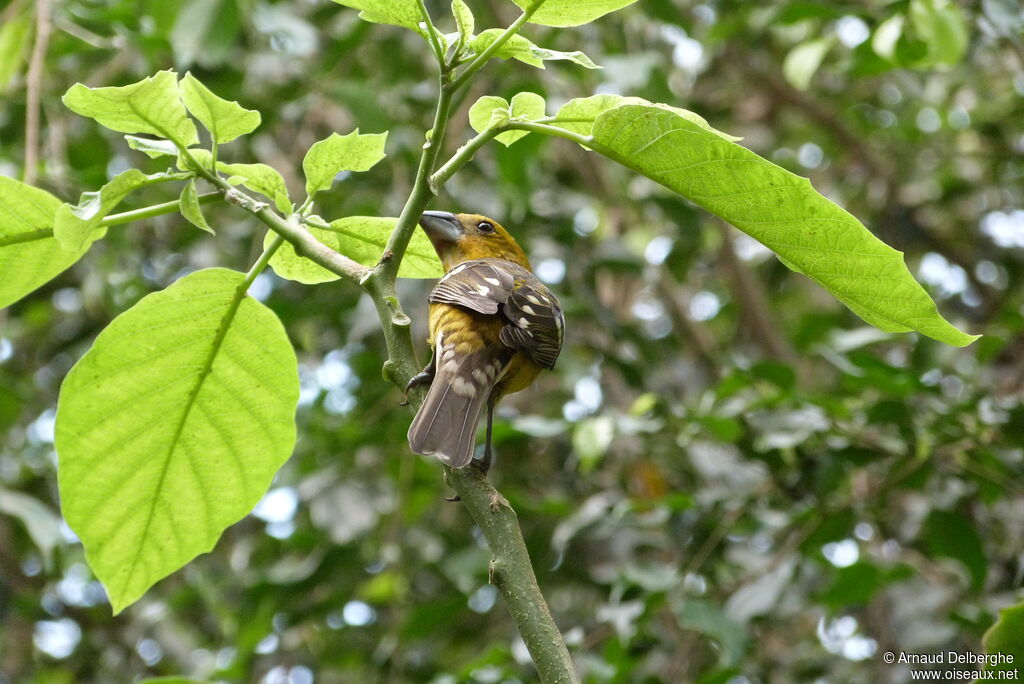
[54,169,184,252]
[179,180,215,234]
[302,130,388,198]
[268,216,442,283]
[470,29,600,70]
[62,70,198,148]
[452,0,474,50]
[125,135,179,159]
[179,72,261,144]
[513,0,639,27]
[498,92,546,146]
[219,162,293,214]
[0,178,89,309]
[468,96,511,135]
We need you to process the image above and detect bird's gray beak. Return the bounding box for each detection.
[419,211,462,244]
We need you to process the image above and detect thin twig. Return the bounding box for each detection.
[24,0,52,185]
[716,221,797,362]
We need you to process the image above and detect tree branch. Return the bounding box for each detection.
[23,0,52,185]
[716,221,797,362]
[447,466,580,683]
[354,8,580,678]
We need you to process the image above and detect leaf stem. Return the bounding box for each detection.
[429,126,501,193]
[417,0,445,66]
[243,234,284,290]
[0,193,223,248]
[101,193,220,226]
[502,120,596,148]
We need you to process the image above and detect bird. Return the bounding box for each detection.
[406,211,565,471]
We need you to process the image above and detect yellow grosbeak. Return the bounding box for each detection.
[407,211,565,469]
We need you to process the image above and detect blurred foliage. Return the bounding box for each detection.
[1,0,1023,682]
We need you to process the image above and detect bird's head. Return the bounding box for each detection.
[418,211,531,272]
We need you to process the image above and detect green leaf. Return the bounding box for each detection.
[470,29,600,70]
[219,162,293,215]
[0,177,90,309]
[302,129,388,198]
[909,0,968,66]
[0,9,31,92]
[62,70,198,148]
[452,0,474,49]
[553,94,740,141]
[922,509,987,591]
[331,0,424,33]
[982,601,1024,675]
[0,487,64,566]
[469,96,511,135]
[469,93,546,146]
[513,0,639,27]
[500,92,546,146]
[179,72,261,144]
[268,216,442,283]
[783,37,834,91]
[54,169,182,252]
[55,268,299,613]
[179,180,214,234]
[586,104,977,346]
[126,135,179,159]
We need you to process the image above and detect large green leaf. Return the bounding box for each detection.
[53,169,183,252]
[584,104,977,346]
[470,29,600,70]
[55,268,299,613]
[0,177,89,309]
[983,601,1024,676]
[179,72,261,144]
[62,70,198,148]
[302,129,388,198]
[267,216,442,283]
[513,0,639,27]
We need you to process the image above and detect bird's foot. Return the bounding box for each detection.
[400,364,435,406]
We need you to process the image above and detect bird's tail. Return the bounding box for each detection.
[408,349,507,468]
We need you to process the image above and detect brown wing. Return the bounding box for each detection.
[428,259,515,315]
[499,278,564,370]
[429,259,564,370]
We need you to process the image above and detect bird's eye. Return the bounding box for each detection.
[476,221,495,234]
